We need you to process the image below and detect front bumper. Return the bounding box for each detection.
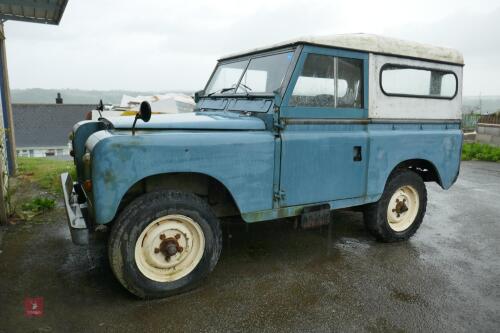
[60,172,89,245]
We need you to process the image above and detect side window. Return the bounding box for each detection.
[381,65,457,98]
[289,54,363,108]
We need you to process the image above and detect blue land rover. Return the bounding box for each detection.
[62,34,463,298]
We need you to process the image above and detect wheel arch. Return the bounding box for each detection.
[390,158,443,187]
[115,172,241,221]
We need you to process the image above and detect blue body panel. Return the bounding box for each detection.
[241,123,462,222]
[86,130,275,224]
[280,124,368,206]
[366,123,462,192]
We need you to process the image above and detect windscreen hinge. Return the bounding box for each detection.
[273,122,284,130]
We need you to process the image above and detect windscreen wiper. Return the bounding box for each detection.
[239,83,252,93]
[206,87,235,97]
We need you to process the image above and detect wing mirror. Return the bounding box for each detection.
[95,99,104,118]
[132,101,152,135]
[138,101,152,122]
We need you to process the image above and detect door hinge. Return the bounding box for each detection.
[273,189,286,202]
[272,106,283,133]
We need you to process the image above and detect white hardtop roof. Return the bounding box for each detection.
[220,33,464,65]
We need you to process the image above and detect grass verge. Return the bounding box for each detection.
[9,158,76,221]
[17,157,76,194]
[462,143,500,162]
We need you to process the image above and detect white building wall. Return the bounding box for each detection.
[368,54,463,120]
[17,146,70,158]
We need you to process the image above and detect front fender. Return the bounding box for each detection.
[87,130,275,224]
[73,120,106,182]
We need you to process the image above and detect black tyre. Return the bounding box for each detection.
[363,169,427,242]
[108,190,222,299]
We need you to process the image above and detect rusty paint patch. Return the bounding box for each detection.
[103,170,116,185]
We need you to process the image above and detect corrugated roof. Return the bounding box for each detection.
[220,33,464,65]
[0,0,68,25]
[13,104,91,148]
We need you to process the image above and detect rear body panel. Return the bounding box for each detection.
[241,121,461,223]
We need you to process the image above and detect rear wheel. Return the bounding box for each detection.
[363,169,427,242]
[108,190,222,299]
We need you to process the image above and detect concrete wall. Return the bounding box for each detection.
[476,123,500,146]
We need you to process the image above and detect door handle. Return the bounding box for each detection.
[353,146,362,161]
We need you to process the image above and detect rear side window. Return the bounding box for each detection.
[380,65,457,99]
[289,54,363,108]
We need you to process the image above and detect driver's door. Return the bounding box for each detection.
[278,46,369,207]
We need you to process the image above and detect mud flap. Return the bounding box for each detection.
[300,204,331,229]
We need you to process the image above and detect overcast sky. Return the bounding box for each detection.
[4,0,500,96]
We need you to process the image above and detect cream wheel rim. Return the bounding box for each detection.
[387,185,419,232]
[134,214,205,282]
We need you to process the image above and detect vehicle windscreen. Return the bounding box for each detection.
[205,51,294,96]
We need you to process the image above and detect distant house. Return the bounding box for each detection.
[12,104,92,158]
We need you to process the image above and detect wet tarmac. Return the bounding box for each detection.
[0,161,499,332]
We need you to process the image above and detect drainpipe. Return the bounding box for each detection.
[0,158,6,223]
[0,23,17,176]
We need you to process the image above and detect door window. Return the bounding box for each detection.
[289,54,363,108]
[337,58,363,108]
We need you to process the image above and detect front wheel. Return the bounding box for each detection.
[363,169,427,242]
[108,190,222,299]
